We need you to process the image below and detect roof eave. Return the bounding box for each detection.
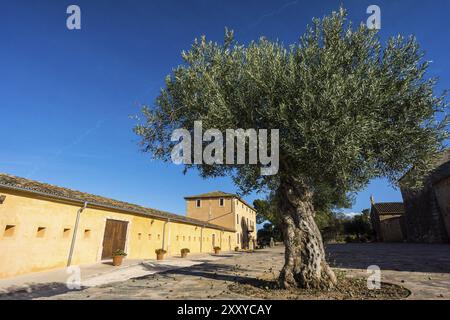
[0,184,234,232]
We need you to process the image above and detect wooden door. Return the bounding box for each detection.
[101,219,128,259]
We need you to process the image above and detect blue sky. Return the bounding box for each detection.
[0,0,449,219]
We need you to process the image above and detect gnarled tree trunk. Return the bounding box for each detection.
[277,181,336,289]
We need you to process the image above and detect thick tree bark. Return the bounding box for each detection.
[277,181,337,289]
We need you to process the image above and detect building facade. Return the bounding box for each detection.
[400,150,450,243]
[371,149,450,243]
[0,174,246,279]
[185,191,257,250]
[369,198,406,242]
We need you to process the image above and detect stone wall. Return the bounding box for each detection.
[400,152,450,243]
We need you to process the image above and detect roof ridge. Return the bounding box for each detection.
[0,173,235,231]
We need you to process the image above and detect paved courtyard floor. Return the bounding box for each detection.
[1,243,449,300]
[327,243,450,300]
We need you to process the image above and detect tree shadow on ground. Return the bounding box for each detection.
[326,243,450,274]
[138,262,275,289]
[0,282,87,300]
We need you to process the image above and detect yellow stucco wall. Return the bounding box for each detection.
[0,189,236,279]
[233,198,257,246]
[186,197,235,230]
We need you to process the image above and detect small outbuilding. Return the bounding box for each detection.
[370,198,406,242]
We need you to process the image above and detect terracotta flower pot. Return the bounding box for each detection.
[214,249,220,254]
[112,255,124,266]
[181,252,188,258]
[156,253,165,260]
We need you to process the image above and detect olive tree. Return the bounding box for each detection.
[134,8,448,289]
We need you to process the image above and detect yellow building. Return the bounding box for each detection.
[185,191,257,250]
[0,174,256,279]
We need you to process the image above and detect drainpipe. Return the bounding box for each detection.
[67,202,88,267]
[167,219,171,254]
[162,219,171,251]
[200,225,204,253]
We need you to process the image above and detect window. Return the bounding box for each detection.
[157,234,160,240]
[137,233,142,240]
[183,236,185,241]
[188,236,191,241]
[196,199,201,207]
[148,234,152,240]
[3,225,15,237]
[236,214,239,224]
[219,198,224,207]
[84,229,91,239]
[36,227,46,238]
[176,235,179,241]
[63,228,71,238]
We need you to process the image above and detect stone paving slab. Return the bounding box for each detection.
[38,249,283,300]
[2,244,449,300]
[326,243,450,300]
[0,252,241,298]
[83,254,231,287]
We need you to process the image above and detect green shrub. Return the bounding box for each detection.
[112,249,127,257]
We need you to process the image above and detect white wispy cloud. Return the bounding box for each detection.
[249,0,299,29]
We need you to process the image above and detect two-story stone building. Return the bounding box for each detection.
[185,191,257,249]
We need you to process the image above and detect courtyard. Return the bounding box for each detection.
[1,243,449,300]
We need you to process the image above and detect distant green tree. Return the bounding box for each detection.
[135,8,448,289]
[343,210,373,241]
[253,196,279,226]
[257,223,283,245]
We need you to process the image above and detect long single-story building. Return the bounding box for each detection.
[0,173,256,279]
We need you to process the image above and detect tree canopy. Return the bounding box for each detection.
[135,7,448,288]
[135,8,448,197]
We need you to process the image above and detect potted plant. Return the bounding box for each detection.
[155,248,167,260]
[112,249,127,266]
[234,246,239,252]
[213,246,221,254]
[180,248,190,258]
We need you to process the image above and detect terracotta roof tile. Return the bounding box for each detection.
[184,191,255,210]
[0,173,234,231]
[184,191,236,199]
[373,202,405,215]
